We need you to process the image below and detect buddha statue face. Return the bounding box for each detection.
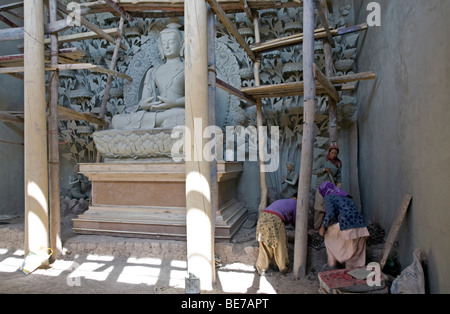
[158,25,184,60]
[161,32,182,59]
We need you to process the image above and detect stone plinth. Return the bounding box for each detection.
[73,162,247,241]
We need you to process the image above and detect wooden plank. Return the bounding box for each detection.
[313,63,339,102]
[43,27,120,45]
[0,47,85,67]
[0,19,71,42]
[0,111,24,124]
[104,0,134,22]
[216,77,256,105]
[56,0,128,51]
[251,23,368,53]
[314,0,335,47]
[78,0,301,15]
[46,63,132,81]
[241,71,376,99]
[0,13,19,28]
[379,194,413,270]
[57,105,107,126]
[206,0,256,62]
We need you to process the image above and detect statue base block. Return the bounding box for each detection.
[73,162,247,241]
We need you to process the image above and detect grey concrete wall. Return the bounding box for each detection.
[355,0,450,293]
[0,1,25,216]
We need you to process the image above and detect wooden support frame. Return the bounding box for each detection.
[104,0,134,22]
[241,71,376,99]
[313,0,335,47]
[313,63,339,102]
[205,0,257,62]
[379,194,413,270]
[0,19,71,42]
[48,0,63,259]
[251,23,368,53]
[56,1,128,51]
[320,0,338,146]
[294,0,315,278]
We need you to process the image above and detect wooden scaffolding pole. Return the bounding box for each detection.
[48,0,63,259]
[253,16,268,214]
[320,0,338,146]
[185,0,215,290]
[294,0,316,278]
[207,4,219,218]
[23,0,49,257]
[96,15,125,162]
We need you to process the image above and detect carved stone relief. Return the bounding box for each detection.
[54,3,361,200]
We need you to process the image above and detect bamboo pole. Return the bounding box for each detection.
[320,0,338,146]
[96,16,125,162]
[207,3,218,235]
[48,0,63,259]
[185,0,215,291]
[24,0,49,259]
[294,0,316,278]
[253,16,267,214]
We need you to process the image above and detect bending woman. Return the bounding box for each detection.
[318,182,370,269]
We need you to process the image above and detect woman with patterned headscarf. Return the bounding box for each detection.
[312,145,343,231]
[318,182,370,269]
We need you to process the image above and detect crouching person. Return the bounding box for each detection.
[255,195,297,276]
[318,182,370,269]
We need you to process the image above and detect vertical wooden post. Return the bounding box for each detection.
[24,0,49,257]
[320,0,338,146]
[207,5,219,222]
[253,16,267,213]
[96,16,125,162]
[185,0,215,290]
[294,0,316,278]
[48,0,63,259]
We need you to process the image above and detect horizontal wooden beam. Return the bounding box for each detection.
[47,63,132,81]
[251,23,368,53]
[57,105,107,126]
[0,111,24,124]
[56,1,128,51]
[241,71,376,99]
[0,108,107,127]
[313,63,339,102]
[216,77,256,105]
[0,2,23,12]
[0,62,132,82]
[78,0,301,15]
[104,0,134,22]
[0,47,85,67]
[0,19,71,42]
[44,27,120,45]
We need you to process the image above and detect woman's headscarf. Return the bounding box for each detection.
[318,181,348,198]
[326,145,342,168]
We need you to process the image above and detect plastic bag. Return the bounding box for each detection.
[390,249,426,294]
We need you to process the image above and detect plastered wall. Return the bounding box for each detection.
[355,0,450,293]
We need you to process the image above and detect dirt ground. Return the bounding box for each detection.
[0,212,389,295]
